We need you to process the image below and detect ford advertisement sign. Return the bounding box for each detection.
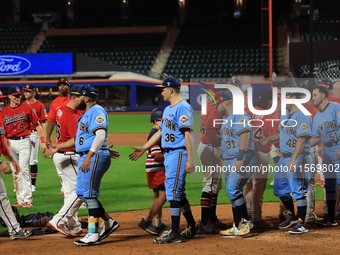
[0,53,73,75]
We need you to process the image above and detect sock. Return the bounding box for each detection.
[232,206,241,227]
[232,196,249,226]
[86,198,103,233]
[200,192,212,225]
[30,165,38,186]
[181,197,196,227]
[296,198,307,223]
[280,196,295,215]
[210,194,218,223]
[170,201,181,234]
[145,214,154,223]
[88,216,99,233]
[155,218,163,227]
[326,191,336,219]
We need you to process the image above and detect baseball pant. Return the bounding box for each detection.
[52,152,82,232]
[197,142,222,194]
[244,150,269,222]
[76,149,111,198]
[9,138,32,204]
[306,145,320,220]
[164,148,187,202]
[29,131,39,166]
[0,172,21,235]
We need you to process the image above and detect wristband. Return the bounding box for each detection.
[40,137,45,143]
[236,149,245,161]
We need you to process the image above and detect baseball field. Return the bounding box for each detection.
[0,113,337,255]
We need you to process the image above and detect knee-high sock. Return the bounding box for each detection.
[181,197,195,227]
[280,196,295,215]
[200,192,212,225]
[30,165,38,186]
[296,198,307,223]
[170,201,181,234]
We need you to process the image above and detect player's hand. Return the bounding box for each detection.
[40,143,47,153]
[257,136,269,147]
[235,160,243,172]
[0,161,13,174]
[44,147,57,158]
[129,147,146,161]
[109,144,120,159]
[81,155,92,173]
[154,153,164,163]
[186,159,195,173]
[288,159,296,172]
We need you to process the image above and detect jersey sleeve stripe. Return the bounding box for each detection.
[92,127,107,133]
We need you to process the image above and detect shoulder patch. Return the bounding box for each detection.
[56,109,63,118]
[96,116,105,124]
[300,123,308,131]
[179,115,189,124]
[239,118,247,127]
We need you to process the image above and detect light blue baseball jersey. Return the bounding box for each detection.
[220,113,254,159]
[159,100,194,149]
[312,102,340,144]
[279,109,312,154]
[75,104,109,152]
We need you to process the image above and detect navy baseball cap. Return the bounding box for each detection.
[7,86,21,96]
[78,85,98,98]
[56,78,70,86]
[22,84,36,92]
[217,91,233,102]
[230,78,242,87]
[273,81,287,89]
[70,85,83,96]
[317,78,333,90]
[285,85,305,97]
[258,88,273,101]
[156,77,181,89]
[0,90,7,99]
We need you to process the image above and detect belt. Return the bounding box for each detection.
[9,136,29,140]
[31,130,37,133]
[164,147,186,153]
[57,151,77,155]
[324,141,339,147]
[78,148,109,157]
[282,153,309,158]
[202,142,219,148]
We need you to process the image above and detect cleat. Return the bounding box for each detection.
[238,219,252,236]
[99,218,119,240]
[138,218,158,235]
[212,219,232,231]
[10,229,32,240]
[155,223,171,235]
[199,221,214,234]
[74,233,100,246]
[46,219,69,236]
[22,202,33,208]
[154,231,184,244]
[31,185,36,192]
[288,221,308,234]
[220,225,238,236]
[315,218,338,227]
[12,202,22,207]
[180,225,200,239]
[279,214,298,229]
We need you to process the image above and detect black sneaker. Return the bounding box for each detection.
[288,221,308,234]
[279,214,298,229]
[180,225,200,239]
[99,218,119,241]
[315,218,338,227]
[153,231,184,244]
[10,229,32,240]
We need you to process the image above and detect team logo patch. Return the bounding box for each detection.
[179,115,189,124]
[96,116,105,124]
[239,118,247,127]
[300,123,308,131]
[56,109,63,118]
[169,114,174,117]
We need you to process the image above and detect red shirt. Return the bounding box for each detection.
[302,103,318,120]
[47,95,70,121]
[55,104,79,152]
[328,94,340,104]
[22,100,47,130]
[2,103,40,138]
[0,118,10,157]
[246,106,279,152]
[200,100,221,144]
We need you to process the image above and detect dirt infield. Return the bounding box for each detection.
[1,201,339,255]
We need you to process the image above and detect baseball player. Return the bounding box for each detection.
[22,84,47,192]
[1,86,46,208]
[215,91,255,237]
[311,86,340,227]
[259,86,312,234]
[130,77,199,244]
[244,88,278,228]
[0,92,32,239]
[197,92,229,234]
[58,85,120,246]
[44,85,87,237]
[138,108,171,235]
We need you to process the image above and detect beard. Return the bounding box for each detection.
[77,101,87,110]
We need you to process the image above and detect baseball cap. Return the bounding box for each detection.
[230,78,242,87]
[56,78,70,86]
[317,78,333,90]
[78,85,98,98]
[273,81,287,89]
[217,91,233,102]
[7,86,21,96]
[258,88,273,101]
[285,85,305,97]
[156,77,181,89]
[22,84,36,92]
[70,85,83,96]
[0,90,7,99]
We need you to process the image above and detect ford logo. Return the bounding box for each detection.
[0,55,31,75]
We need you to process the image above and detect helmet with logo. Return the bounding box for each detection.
[150,108,163,123]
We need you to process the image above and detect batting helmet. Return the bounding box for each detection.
[150,108,163,123]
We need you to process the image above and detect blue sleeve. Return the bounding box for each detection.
[296,112,312,137]
[177,102,194,131]
[89,106,108,133]
[232,114,251,135]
